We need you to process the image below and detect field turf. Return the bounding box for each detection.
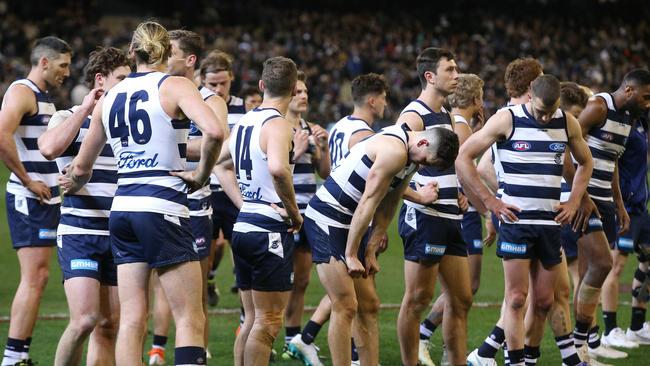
[0,165,646,365]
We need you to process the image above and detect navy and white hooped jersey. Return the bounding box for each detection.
[101,71,190,217]
[306,125,418,229]
[51,107,117,235]
[209,94,246,191]
[186,86,216,217]
[585,92,633,202]
[230,107,293,232]
[401,100,461,220]
[495,104,568,225]
[3,79,60,204]
[294,119,317,213]
[328,115,373,170]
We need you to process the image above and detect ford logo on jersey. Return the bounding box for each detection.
[238,182,263,201]
[549,143,566,152]
[118,151,159,169]
[512,141,531,151]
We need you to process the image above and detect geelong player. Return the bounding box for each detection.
[458,75,593,366]
[147,29,229,364]
[199,50,246,300]
[38,47,130,366]
[306,121,458,366]
[61,21,225,365]
[417,73,486,366]
[395,47,473,366]
[0,36,71,365]
[225,56,301,366]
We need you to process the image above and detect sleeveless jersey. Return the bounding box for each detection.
[209,94,246,191]
[230,107,293,232]
[454,114,477,213]
[495,104,568,225]
[53,107,117,235]
[293,119,317,213]
[3,79,60,204]
[585,92,633,202]
[306,124,417,229]
[401,100,461,220]
[102,71,189,217]
[328,116,373,170]
[186,86,215,217]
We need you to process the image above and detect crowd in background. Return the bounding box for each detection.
[1,0,649,126]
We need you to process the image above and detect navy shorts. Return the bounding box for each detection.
[110,211,199,268]
[398,205,467,264]
[190,214,213,259]
[231,230,294,291]
[6,192,60,249]
[616,211,650,255]
[210,191,239,240]
[462,211,484,255]
[497,223,562,267]
[560,225,579,260]
[304,217,369,264]
[293,216,311,250]
[57,234,117,286]
[560,199,617,258]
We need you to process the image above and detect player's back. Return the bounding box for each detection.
[101,71,189,217]
[328,115,373,170]
[229,107,292,232]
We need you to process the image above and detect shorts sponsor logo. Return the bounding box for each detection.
[38,229,57,240]
[71,259,98,271]
[499,241,527,255]
[512,141,531,151]
[195,236,206,248]
[618,237,634,249]
[588,217,603,228]
[549,143,566,152]
[472,239,483,249]
[425,244,446,256]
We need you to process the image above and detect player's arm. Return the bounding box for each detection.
[265,117,302,232]
[346,138,406,276]
[0,85,52,202]
[167,77,225,188]
[396,111,424,131]
[577,96,608,137]
[186,94,229,160]
[456,109,519,221]
[309,122,331,179]
[477,148,498,194]
[612,161,630,234]
[213,139,243,209]
[555,113,593,226]
[39,88,103,160]
[65,98,108,194]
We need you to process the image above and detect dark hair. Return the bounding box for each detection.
[261,57,297,98]
[416,47,455,88]
[30,36,72,65]
[430,127,459,171]
[623,69,650,87]
[504,58,543,98]
[169,29,203,61]
[83,47,131,88]
[351,73,388,106]
[560,81,589,111]
[241,86,262,99]
[296,70,306,83]
[200,50,233,78]
[531,75,561,107]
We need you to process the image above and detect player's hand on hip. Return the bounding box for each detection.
[554,200,579,226]
[345,255,365,278]
[458,192,469,213]
[27,180,51,203]
[486,196,520,223]
[171,170,206,193]
[483,213,497,247]
[415,181,438,205]
[573,195,600,233]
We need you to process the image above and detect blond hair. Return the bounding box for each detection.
[130,21,170,67]
[448,74,484,108]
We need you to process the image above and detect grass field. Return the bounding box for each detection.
[0,164,647,365]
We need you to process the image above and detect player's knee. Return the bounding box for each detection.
[405,287,435,313]
[471,278,481,295]
[71,312,101,336]
[611,257,627,277]
[292,273,310,293]
[357,294,380,317]
[506,291,528,311]
[255,312,284,341]
[332,296,358,321]
[26,266,50,292]
[449,289,473,314]
[533,295,554,315]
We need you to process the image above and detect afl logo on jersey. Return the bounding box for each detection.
[549,143,566,152]
[189,123,199,135]
[512,141,531,151]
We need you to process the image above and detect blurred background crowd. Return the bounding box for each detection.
[1,0,648,126]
